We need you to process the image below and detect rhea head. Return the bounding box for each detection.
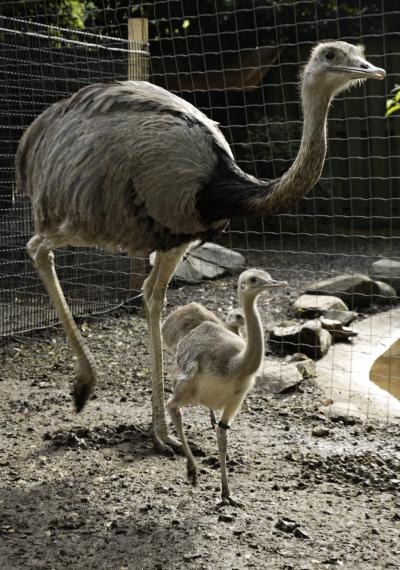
[302,41,386,97]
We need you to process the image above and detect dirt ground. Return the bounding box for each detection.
[1,243,400,569]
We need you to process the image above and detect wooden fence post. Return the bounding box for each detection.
[128,17,149,82]
[128,18,149,292]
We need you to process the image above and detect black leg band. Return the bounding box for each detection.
[218,421,230,430]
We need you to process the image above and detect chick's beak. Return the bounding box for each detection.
[263,279,288,289]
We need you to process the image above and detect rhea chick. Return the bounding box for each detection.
[166,269,287,505]
[225,308,245,335]
[162,303,245,429]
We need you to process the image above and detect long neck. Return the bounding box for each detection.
[196,88,332,223]
[235,293,264,377]
[260,89,330,213]
[266,92,329,209]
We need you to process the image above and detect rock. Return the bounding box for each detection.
[270,322,302,345]
[188,241,245,274]
[150,251,224,283]
[150,240,245,283]
[312,426,330,437]
[299,320,333,359]
[287,354,317,379]
[318,402,366,424]
[296,359,317,379]
[306,274,381,308]
[293,527,311,540]
[179,255,224,282]
[322,309,358,325]
[373,281,398,304]
[370,258,400,293]
[276,518,298,533]
[258,361,302,393]
[294,294,349,316]
[218,513,235,523]
[183,553,202,561]
[270,320,332,360]
[275,518,310,539]
[320,318,358,341]
[287,352,309,362]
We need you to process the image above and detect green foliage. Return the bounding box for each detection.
[57,0,87,29]
[1,1,95,30]
[385,84,400,118]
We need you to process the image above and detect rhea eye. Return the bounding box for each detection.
[324,50,335,60]
[249,276,257,284]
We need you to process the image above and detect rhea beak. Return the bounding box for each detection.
[262,279,288,289]
[332,59,386,80]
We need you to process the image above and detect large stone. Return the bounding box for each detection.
[269,322,303,355]
[318,402,366,424]
[306,274,381,308]
[189,242,245,274]
[269,319,332,360]
[300,320,333,359]
[257,361,302,393]
[373,280,398,305]
[323,309,358,325]
[150,242,246,283]
[150,245,231,283]
[293,294,349,316]
[320,318,358,341]
[370,259,400,293]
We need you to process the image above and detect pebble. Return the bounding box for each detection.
[294,527,311,540]
[312,426,331,438]
[276,518,298,533]
[218,513,235,523]
[183,553,202,561]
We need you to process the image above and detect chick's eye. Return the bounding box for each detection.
[324,50,335,60]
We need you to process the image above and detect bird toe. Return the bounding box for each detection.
[187,463,198,486]
[73,382,93,412]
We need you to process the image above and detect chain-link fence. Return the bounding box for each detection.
[1,0,399,370]
[0,13,149,335]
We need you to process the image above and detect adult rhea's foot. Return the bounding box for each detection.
[187,461,198,486]
[153,429,182,455]
[218,495,244,508]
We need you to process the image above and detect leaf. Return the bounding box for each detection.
[385,104,400,117]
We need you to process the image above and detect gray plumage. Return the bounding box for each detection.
[162,302,223,355]
[166,269,287,504]
[225,308,245,335]
[16,42,385,452]
[162,303,245,429]
[16,81,230,254]
[162,303,244,355]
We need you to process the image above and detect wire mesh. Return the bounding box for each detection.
[0,11,148,335]
[0,1,399,417]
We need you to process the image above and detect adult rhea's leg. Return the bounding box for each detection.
[142,244,188,452]
[27,235,96,410]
